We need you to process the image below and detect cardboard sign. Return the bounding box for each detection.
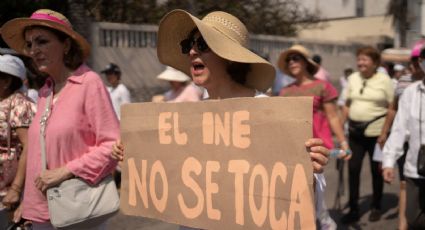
[120,97,315,230]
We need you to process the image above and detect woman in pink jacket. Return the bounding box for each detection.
[1,9,119,230]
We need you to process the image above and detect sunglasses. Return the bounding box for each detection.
[285,54,303,63]
[360,80,367,95]
[180,36,210,54]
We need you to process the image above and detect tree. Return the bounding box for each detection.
[86,0,320,36]
[0,0,320,37]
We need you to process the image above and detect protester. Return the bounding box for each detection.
[1,9,119,230]
[312,54,330,81]
[101,63,131,119]
[113,8,329,177]
[381,46,425,230]
[278,45,350,230]
[0,55,35,229]
[112,11,331,230]
[154,66,203,102]
[337,68,354,109]
[382,48,425,229]
[341,46,395,223]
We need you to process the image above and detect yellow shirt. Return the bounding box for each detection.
[346,71,394,136]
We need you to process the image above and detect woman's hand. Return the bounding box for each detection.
[2,184,21,208]
[377,133,388,149]
[12,203,23,223]
[34,167,73,192]
[339,141,352,160]
[382,167,395,184]
[111,139,124,161]
[305,138,330,173]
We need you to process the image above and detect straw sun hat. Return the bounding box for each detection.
[157,66,191,82]
[278,44,319,75]
[157,9,275,92]
[1,9,90,60]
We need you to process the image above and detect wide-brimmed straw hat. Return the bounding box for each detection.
[157,9,275,92]
[1,9,90,60]
[278,45,319,75]
[157,66,191,82]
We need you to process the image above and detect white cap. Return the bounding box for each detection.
[0,54,26,81]
[157,66,190,82]
[394,64,405,72]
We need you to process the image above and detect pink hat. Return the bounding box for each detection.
[411,40,425,57]
[1,9,90,60]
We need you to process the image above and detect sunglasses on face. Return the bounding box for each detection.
[285,54,303,64]
[180,36,210,54]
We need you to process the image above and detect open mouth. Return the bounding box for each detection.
[193,63,205,70]
[191,61,206,76]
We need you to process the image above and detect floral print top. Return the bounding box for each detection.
[0,92,35,193]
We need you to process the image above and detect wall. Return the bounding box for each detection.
[90,22,360,102]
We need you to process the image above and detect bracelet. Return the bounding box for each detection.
[9,183,22,193]
[340,141,348,146]
[330,149,352,157]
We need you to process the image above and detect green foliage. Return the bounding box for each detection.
[86,0,319,36]
[0,0,320,37]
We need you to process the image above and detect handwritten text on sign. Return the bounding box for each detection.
[120,97,315,230]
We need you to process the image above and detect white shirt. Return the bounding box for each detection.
[107,83,131,120]
[382,81,425,178]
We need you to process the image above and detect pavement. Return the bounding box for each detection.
[107,157,400,230]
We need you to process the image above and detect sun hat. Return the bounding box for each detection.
[278,45,319,75]
[411,40,425,58]
[393,64,405,72]
[101,63,121,74]
[157,66,191,82]
[1,9,90,60]
[0,54,26,82]
[157,9,275,92]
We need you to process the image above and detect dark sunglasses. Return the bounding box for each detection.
[360,80,367,94]
[180,36,210,54]
[285,54,303,63]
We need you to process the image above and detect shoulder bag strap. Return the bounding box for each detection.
[40,90,53,171]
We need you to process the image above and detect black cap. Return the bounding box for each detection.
[312,55,322,64]
[101,63,121,74]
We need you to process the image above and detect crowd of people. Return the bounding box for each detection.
[0,7,423,230]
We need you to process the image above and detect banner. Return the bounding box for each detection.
[120,97,315,229]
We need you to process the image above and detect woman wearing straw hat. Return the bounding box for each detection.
[1,9,119,229]
[155,66,203,102]
[278,45,350,230]
[113,10,329,181]
[0,54,35,229]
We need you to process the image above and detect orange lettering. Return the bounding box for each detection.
[287,164,315,229]
[127,158,148,208]
[228,160,250,225]
[269,162,288,230]
[214,112,230,146]
[249,164,268,227]
[158,112,172,144]
[178,157,204,219]
[206,161,221,220]
[173,112,187,145]
[149,160,168,213]
[202,112,214,144]
[232,111,250,149]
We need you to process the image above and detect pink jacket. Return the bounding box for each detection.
[22,65,119,222]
